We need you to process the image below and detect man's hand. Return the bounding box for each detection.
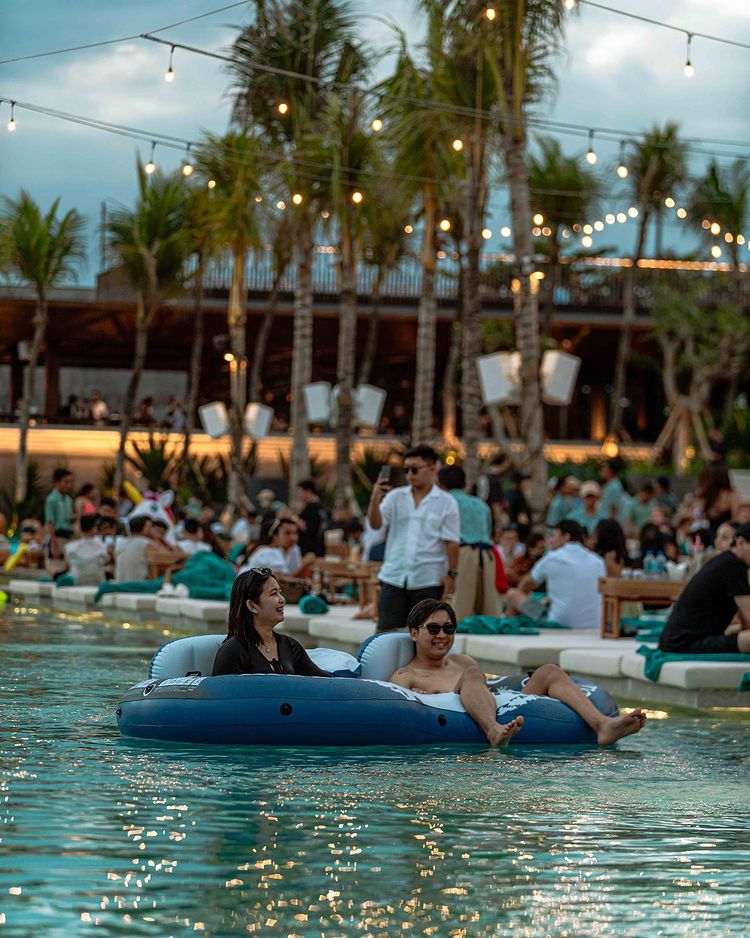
[370,477,391,505]
[441,575,456,599]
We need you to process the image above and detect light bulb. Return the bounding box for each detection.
[7,102,16,132]
[351,190,364,204]
[182,162,193,177]
[628,207,638,218]
[145,160,155,174]
[564,0,576,9]
[561,229,571,239]
[710,222,720,235]
[532,212,544,225]
[605,213,615,225]
[277,200,286,210]
[572,223,581,232]
[724,232,734,243]
[277,102,289,116]
[500,226,511,237]
[583,224,593,235]
[439,218,451,232]
[532,226,541,237]
[482,228,492,239]
[404,225,413,234]
[617,212,627,223]
[165,46,175,82]
[207,179,216,189]
[737,234,746,245]
[581,235,593,248]
[541,226,551,236]
[371,118,383,132]
[676,207,687,218]
[594,220,604,231]
[664,196,675,208]
[321,209,330,219]
[452,138,464,152]
[485,6,496,20]
[255,195,263,203]
[684,34,694,78]
[585,149,597,165]
[617,164,628,179]
[701,219,710,230]
[711,245,721,258]
[292,193,303,205]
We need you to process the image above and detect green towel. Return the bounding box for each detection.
[637,643,750,683]
[299,594,329,614]
[739,671,750,692]
[172,552,237,600]
[55,574,76,587]
[95,578,163,602]
[228,544,245,564]
[457,615,541,635]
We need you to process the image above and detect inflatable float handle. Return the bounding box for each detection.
[123,481,143,505]
[4,542,28,572]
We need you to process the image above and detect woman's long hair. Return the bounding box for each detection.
[697,465,732,514]
[227,569,273,646]
[592,518,626,564]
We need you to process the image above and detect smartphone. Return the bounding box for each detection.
[380,465,392,485]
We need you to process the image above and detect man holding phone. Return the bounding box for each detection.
[368,444,460,631]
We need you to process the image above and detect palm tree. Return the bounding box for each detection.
[193,130,266,515]
[229,0,367,495]
[609,122,687,437]
[107,163,188,492]
[378,14,459,445]
[0,191,86,501]
[486,0,570,515]
[528,136,599,334]
[689,159,750,418]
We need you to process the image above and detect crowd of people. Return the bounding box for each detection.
[56,390,188,430]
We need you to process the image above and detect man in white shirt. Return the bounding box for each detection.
[177,518,212,556]
[506,520,606,630]
[368,444,460,631]
[89,389,109,425]
[239,518,315,578]
[64,515,109,585]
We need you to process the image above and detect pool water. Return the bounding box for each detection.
[1,608,749,937]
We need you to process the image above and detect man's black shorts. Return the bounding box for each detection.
[659,632,739,655]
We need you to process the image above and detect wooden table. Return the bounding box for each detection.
[599,576,685,639]
[311,558,381,608]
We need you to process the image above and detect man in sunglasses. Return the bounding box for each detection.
[389,599,646,747]
[368,444,461,632]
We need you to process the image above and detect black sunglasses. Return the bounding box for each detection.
[404,465,428,474]
[246,567,272,576]
[417,622,457,636]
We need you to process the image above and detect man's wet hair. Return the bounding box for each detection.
[406,599,458,631]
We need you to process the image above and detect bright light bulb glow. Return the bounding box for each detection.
[701,219,710,229]
[572,224,581,232]
[737,234,746,245]
[585,149,597,165]
[181,162,193,176]
[541,226,551,237]
[583,224,593,235]
[676,207,687,218]
[207,179,216,189]
[562,229,571,238]
[684,62,694,78]
[255,195,263,203]
[564,0,576,9]
[711,245,722,258]
[533,212,544,225]
[439,218,451,231]
[452,138,464,151]
[404,225,413,234]
[165,67,175,83]
[532,226,541,237]
[594,220,604,231]
[277,102,289,115]
[616,164,628,178]
[605,213,615,225]
[710,222,721,235]
[351,190,364,204]
[664,197,675,208]
[482,228,492,239]
[501,226,511,237]
[371,118,383,132]
[321,209,330,219]
[581,235,593,248]
[628,207,639,218]
[485,7,496,21]
[292,193,303,205]
[724,232,734,243]
[617,212,627,223]
[277,200,286,210]
[145,161,155,175]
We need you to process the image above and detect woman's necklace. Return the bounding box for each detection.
[259,635,276,657]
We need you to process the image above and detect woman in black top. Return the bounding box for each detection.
[212,568,332,677]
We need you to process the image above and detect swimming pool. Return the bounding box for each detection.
[1,607,748,936]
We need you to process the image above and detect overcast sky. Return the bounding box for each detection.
[2,0,749,283]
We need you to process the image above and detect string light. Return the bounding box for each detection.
[500,226,511,237]
[724,232,734,243]
[676,207,687,218]
[664,196,675,208]
[541,226,551,236]
[7,101,16,132]
[711,245,722,258]
[604,213,615,224]
[371,118,382,132]
[276,200,286,210]
[321,209,330,219]
[207,179,216,189]
[181,143,193,176]
[254,195,263,203]
[561,229,571,238]
[701,219,710,229]
[564,0,576,9]
[439,218,451,232]
[594,220,604,231]
[684,34,694,78]
[581,234,593,248]
[452,138,464,152]
[616,212,627,223]
[277,101,289,116]
[572,223,581,232]
[628,207,639,218]
[533,212,544,225]
[164,45,175,82]
[583,223,593,234]
[737,234,746,245]
[585,129,597,165]
[710,221,721,235]
[145,141,156,174]
[616,141,628,178]
[351,190,363,204]
[482,228,492,239]
[484,7,496,21]
[292,192,303,205]
[404,225,413,234]
[532,226,542,236]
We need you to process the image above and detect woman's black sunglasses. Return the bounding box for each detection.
[417,623,457,636]
[247,567,272,576]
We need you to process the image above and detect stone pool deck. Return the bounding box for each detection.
[7,578,750,711]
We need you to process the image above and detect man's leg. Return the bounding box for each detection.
[524,663,646,745]
[479,546,504,617]
[505,586,530,616]
[456,666,524,746]
[449,546,477,622]
[377,583,411,632]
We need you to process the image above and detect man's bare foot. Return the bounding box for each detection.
[597,709,647,746]
[487,715,524,747]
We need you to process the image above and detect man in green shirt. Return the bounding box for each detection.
[600,459,630,526]
[626,482,658,537]
[44,469,74,558]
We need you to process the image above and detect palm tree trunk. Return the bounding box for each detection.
[335,228,357,509]
[358,269,383,386]
[115,297,151,493]
[249,270,285,403]
[15,292,47,503]
[542,237,560,337]
[441,270,463,448]
[289,220,313,493]
[227,247,248,515]
[412,186,437,444]
[181,256,205,483]
[722,249,744,422]
[505,136,547,516]
[610,214,649,436]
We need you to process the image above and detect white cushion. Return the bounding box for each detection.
[155,596,184,616]
[464,633,606,668]
[10,579,54,599]
[179,600,229,622]
[308,618,375,647]
[620,651,750,689]
[114,594,159,612]
[52,586,97,605]
[559,648,630,678]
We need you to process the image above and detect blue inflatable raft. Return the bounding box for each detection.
[116,632,618,746]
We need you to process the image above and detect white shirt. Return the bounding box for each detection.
[65,537,109,586]
[114,536,151,582]
[239,544,302,576]
[530,542,606,631]
[377,485,461,589]
[178,539,212,556]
